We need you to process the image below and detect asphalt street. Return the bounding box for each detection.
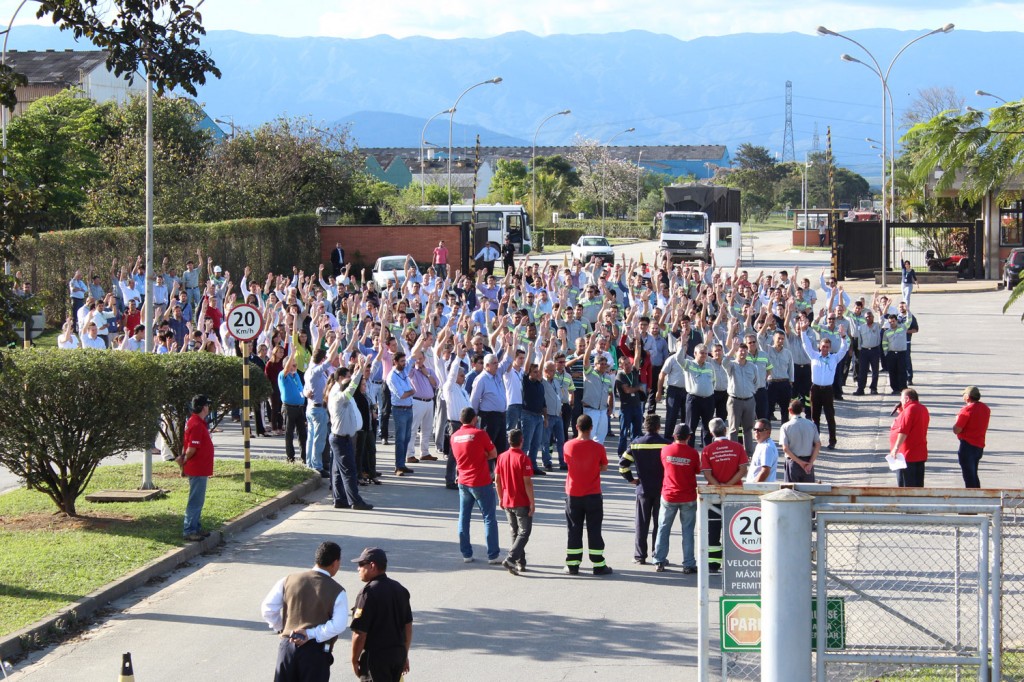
[5,234,1023,680]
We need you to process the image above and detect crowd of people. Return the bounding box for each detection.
[38,244,996,571]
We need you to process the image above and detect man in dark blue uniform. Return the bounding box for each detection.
[618,414,670,565]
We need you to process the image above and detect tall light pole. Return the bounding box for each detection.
[601,127,635,235]
[447,77,502,223]
[976,89,1008,104]
[819,23,954,286]
[213,116,235,139]
[531,109,570,233]
[420,107,453,204]
[636,149,644,223]
[1,0,31,278]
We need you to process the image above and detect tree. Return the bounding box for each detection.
[488,159,529,204]
[155,353,270,461]
[566,136,641,218]
[81,94,214,226]
[0,350,166,515]
[5,90,105,229]
[203,117,363,221]
[900,86,965,129]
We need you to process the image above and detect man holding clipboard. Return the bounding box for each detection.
[888,388,930,487]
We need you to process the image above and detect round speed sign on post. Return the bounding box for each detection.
[226,303,263,342]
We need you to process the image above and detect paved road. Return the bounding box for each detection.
[7,283,1024,680]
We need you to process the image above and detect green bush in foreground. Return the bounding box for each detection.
[0,349,166,516]
[0,460,315,638]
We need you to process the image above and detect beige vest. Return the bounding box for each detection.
[282,570,344,648]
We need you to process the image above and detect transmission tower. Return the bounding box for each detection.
[782,81,795,163]
[811,122,820,153]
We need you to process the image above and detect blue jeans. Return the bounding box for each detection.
[392,406,413,469]
[459,483,500,560]
[957,441,983,489]
[653,500,697,568]
[506,403,523,432]
[521,410,544,471]
[618,403,644,456]
[305,406,328,471]
[183,475,208,536]
[543,414,565,467]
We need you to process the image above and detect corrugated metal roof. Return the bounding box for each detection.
[5,49,109,86]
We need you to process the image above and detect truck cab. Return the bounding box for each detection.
[658,211,711,262]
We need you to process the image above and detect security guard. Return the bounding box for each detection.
[619,414,671,565]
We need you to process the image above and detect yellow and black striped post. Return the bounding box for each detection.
[242,341,252,493]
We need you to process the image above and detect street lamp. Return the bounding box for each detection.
[531,109,571,235]
[420,107,453,204]
[976,89,1008,104]
[636,150,644,223]
[213,116,235,139]
[1,0,31,278]
[820,22,954,285]
[447,77,502,223]
[601,127,635,235]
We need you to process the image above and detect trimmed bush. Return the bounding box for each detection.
[14,214,319,324]
[155,352,271,459]
[559,219,654,240]
[0,349,166,515]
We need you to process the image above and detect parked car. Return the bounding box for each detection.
[1004,247,1024,289]
[570,235,615,264]
[372,255,418,288]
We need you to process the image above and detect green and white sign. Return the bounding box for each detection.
[719,597,846,652]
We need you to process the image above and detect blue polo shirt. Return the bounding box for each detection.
[279,371,305,406]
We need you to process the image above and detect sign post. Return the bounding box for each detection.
[226,303,263,493]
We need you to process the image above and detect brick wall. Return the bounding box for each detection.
[320,224,464,274]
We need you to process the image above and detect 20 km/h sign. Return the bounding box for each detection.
[226,303,263,342]
[728,505,762,554]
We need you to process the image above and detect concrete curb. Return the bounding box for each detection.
[0,474,323,662]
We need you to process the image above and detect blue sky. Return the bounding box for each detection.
[3,0,1020,40]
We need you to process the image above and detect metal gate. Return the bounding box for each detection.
[835,221,984,280]
[698,486,1013,682]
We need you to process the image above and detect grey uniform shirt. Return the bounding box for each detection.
[542,377,565,417]
[780,414,820,459]
[856,322,882,349]
[582,368,613,409]
[763,346,795,382]
[681,358,716,397]
[722,357,757,399]
[660,351,688,389]
[788,330,811,365]
[710,359,729,392]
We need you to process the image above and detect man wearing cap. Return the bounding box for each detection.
[177,395,214,542]
[260,541,348,682]
[653,424,701,574]
[954,386,991,489]
[350,547,413,682]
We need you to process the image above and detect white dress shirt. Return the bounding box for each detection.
[260,567,349,643]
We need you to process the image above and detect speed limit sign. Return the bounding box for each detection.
[226,303,263,342]
[728,506,762,555]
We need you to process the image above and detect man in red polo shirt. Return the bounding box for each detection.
[178,394,215,542]
[700,417,748,573]
[494,429,535,575]
[450,407,500,564]
[954,385,990,489]
[563,414,612,576]
[889,388,930,488]
[653,424,702,574]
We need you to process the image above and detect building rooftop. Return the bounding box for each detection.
[5,49,109,86]
[362,144,727,163]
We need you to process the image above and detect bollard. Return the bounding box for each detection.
[118,652,135,681]
[761,489,813,682]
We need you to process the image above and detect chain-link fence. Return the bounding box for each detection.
[698,488,1014,682]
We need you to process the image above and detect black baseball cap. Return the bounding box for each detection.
[352,547,387,565]
[191,394,212,412]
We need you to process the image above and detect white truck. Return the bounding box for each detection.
[657,186,742,263]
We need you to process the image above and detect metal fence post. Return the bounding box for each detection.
[762,490,814,682]
[698,493,710,682]
[992,506,1002,681]
[815,511,827,682]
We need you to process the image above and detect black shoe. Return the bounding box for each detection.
[834,394,845,401]
[907,380,914,386]
[352,502,374,511]
[870,389,878,395]
[655,562,667,573]
[320,470,330,478]
[559,465,568,471]
[826,442,836,450]
[373,471,382,478]
[382,437,389,445]
[501,558,520,575]
[184,533,204,542]
[395,467,414,475]
[199,530,212,538]
[334,500,351,509]
[563,566,579,575]
[544,464,553,472]
[445,483,459,490]
[683,566,698,575]
[371,478,383,485]
[533,469,547,476]
[593,565,614,576]
[708,564,721,574]
[852,390,865,396]
[633,558,647,565]
[516,562,527,573]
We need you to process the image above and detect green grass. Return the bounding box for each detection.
[744,214,793,232]
[0,460,315,637]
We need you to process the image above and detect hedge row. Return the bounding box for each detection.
[536,220,656,248]
[15,215,320,324]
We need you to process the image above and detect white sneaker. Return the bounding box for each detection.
[462,557,474,563]
[488,557,503,565]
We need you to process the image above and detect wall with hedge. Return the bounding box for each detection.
[15,215,319,324]
[537,219,656,248]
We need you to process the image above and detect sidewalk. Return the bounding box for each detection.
[7,291,1022,680]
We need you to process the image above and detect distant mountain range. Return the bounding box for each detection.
[8,26,1022,179]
